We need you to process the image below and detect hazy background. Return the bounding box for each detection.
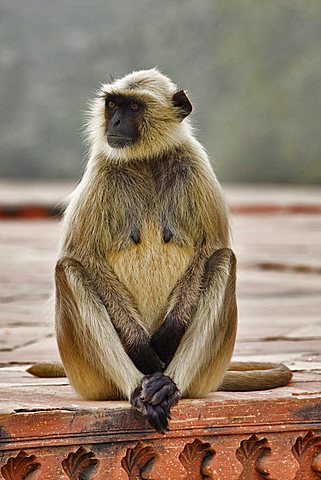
[1,0,320,183]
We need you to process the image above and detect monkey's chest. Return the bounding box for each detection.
[106,221,194,331]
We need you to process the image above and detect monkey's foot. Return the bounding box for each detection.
[130,372,181,434]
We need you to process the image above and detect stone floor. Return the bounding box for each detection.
[0,182,321,479]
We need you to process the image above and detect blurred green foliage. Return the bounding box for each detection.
[0,0,320,183]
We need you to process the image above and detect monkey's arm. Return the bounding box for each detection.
[151,161,229,366]
[63,256,164,375]
[151,248,207,366]
[163,247,236,396]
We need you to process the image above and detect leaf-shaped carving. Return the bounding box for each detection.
[62,446,99,480]
[236,434,272,480]
[1,450,41,480]
[121,441,158,480]
[292,431,321,480]
[179,438,215,479]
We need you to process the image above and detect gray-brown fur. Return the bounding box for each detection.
[28,69,292,433]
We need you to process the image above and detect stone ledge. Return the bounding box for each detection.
[1,377,321,479]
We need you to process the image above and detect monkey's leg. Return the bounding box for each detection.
[163,247,237,398]
[55,257,144,400]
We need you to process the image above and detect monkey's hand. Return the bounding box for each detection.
[151,310,186,367]
[130,372,181,434]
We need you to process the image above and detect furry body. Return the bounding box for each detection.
[29,69,292,432]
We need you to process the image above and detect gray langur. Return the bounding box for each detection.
[29,69,292,433]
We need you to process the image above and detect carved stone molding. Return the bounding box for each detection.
[62,446,99,480]
[3,432,321,479]
[236,434,272,480]
[121,441,159,479]
[292,431,321,480]
[179,438,215,479]
[0,450,41,480]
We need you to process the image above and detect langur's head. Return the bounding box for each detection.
[87,68,193,160]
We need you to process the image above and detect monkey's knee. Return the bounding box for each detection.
[208,247,236,267]
[56,256,85,277]
[203,247,236,286]
[55,257,90,292]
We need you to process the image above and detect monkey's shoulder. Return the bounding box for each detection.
[150,150,196,184]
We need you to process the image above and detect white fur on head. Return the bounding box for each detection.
[85,68,193,162]
[106,68,178,100]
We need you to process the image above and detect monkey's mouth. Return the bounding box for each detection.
[107,135,135,148]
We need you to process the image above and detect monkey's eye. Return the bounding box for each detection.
[130,101,141,112]
[107,100,117,110]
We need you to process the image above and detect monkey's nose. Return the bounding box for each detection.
[113,118,121,127]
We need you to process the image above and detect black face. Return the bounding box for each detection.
[105,95,144,148]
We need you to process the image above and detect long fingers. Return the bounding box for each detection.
[145,403,170,434]
[130,373,181,434]
[141,372,180,405]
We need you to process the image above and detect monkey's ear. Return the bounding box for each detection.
[172,90,192,120]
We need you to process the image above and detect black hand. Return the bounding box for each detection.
[140,372,181,406]
[130,372,181,434]
[130,382,170,434]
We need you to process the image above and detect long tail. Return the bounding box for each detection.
[28,360,292,391]
[220,361,292,391]
[27,362,66,378]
